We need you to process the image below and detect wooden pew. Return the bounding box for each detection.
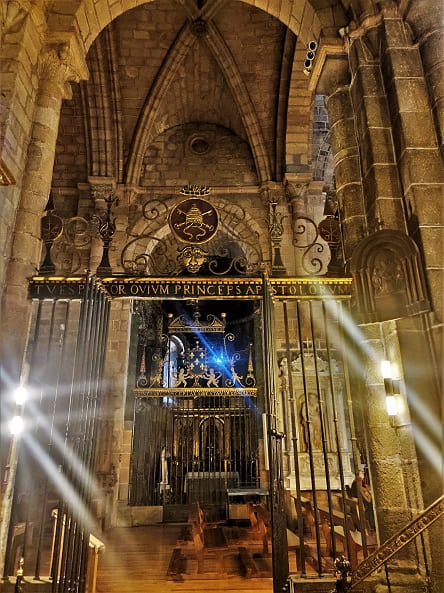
[238,546,258,577]
[291,495,317,540]
[320,513,377,567]
[187,506,229,574]
[246,501,258,530]
[166,547,187,576]
[254,505,271,555]
[286,528,311,571]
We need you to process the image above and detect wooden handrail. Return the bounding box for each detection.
[350,495,444,588]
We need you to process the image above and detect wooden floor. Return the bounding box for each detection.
[96,525,273,593]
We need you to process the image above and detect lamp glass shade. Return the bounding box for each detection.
[14,385,27,405]
[380,360,392,379]
[10,415,24,435]
[386,395,397,416]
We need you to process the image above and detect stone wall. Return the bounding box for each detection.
[141,123,257,187]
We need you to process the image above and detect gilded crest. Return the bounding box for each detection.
[169,197,218,244]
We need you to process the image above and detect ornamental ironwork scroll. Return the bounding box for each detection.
[121,185,262,276]
[39,192,63,274]
[293,216,327,275]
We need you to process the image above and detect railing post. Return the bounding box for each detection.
[331,556,352,592]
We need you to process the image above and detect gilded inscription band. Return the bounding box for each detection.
[29,276,352,300]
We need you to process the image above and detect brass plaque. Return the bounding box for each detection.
[169,198,218,244]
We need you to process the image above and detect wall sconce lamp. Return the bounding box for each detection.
[380,360,400,421]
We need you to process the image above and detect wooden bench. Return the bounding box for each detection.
[286,528,311,571]
[317,503,345,527]
[167,547,187,576]
[238,546,258,577]
[189,519,229,574]
[291,495,317,539]
[246,501,258,530]
[188,502,205,530]
[254,505,271,554]
[320,514,377,567]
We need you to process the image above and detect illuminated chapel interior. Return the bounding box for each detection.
[0,1,443,592]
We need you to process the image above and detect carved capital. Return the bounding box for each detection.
[88,177,115,207]
[285,180,309,221]
[260,181,284,205]
[39,37,88,95]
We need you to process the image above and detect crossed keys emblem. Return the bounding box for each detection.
[169,198,218,243]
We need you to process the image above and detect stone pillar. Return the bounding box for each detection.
[402,0,444,156]
[347,20,405,232]
[359,324,427,590]
[99,300,131,527]
[324,86,367,264]
[0,1,45,296]
[380,8,444,328]
[0,42,88,384]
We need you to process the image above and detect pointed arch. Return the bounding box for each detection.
[125,22,197,185]
[203,22,272,182]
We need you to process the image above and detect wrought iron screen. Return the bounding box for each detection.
[128,299,262,508]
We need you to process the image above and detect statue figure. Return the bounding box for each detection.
[300,392,323,451]
[175,367,190,387]
[204,367,221,387]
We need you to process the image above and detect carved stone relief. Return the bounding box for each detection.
[351,230,430,323]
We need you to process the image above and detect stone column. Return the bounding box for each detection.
[402,0,444,156]
[0,44,87,573]
[324,86,367,264]
[0,41,88,384]
[359,324,427,590]
[99,300,131,527]
[380,7,444,328]
[346,19,405,232]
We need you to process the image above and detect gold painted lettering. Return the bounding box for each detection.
[207,285,216,295]
[118,285,125,295]
[160,285,169,295]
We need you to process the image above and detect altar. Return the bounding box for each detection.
[184,472,239,504]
